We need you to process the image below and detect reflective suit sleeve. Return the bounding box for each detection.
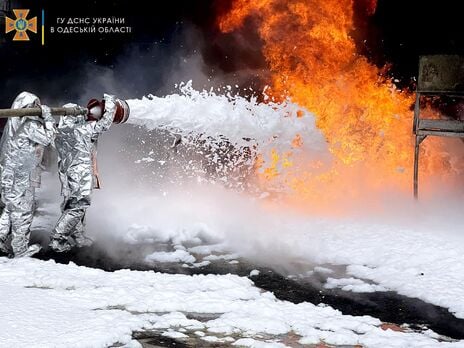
[91,94,116,140]
[23,106,56,146]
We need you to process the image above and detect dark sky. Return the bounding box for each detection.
[0,0,462,108]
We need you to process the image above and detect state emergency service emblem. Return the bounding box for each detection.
[5,9,37,41]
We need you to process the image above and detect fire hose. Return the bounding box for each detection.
[0,98,130,124]
[0,97,184,148]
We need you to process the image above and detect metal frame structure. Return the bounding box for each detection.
[413,55,464,198]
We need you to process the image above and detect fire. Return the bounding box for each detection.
[219,0,454,211]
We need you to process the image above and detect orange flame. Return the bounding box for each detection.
[219,0,456,212]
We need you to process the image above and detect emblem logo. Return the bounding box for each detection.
[5,9,37,41]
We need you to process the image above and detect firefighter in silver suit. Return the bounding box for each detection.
[49,94,116,252]
[0,92,56,257]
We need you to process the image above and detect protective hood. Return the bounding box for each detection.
[10,92,41,129]
[0,92,42,154]
[11,91,41,109]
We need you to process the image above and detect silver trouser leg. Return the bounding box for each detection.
[51,196,90,242]
[9,188,35,256]
[63,195,88,240]
[0,207,11,252]
[72,219,85,239]
[0,179,13,244]
[71,218,93,247]
[10,209,34,255]
[0,206,11,242]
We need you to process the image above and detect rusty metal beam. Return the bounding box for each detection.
[413,55,464,199]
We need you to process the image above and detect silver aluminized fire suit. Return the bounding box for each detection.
[49,94,116,252]
[0,92,56,257]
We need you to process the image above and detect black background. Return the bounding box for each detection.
[0,0,463,108]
